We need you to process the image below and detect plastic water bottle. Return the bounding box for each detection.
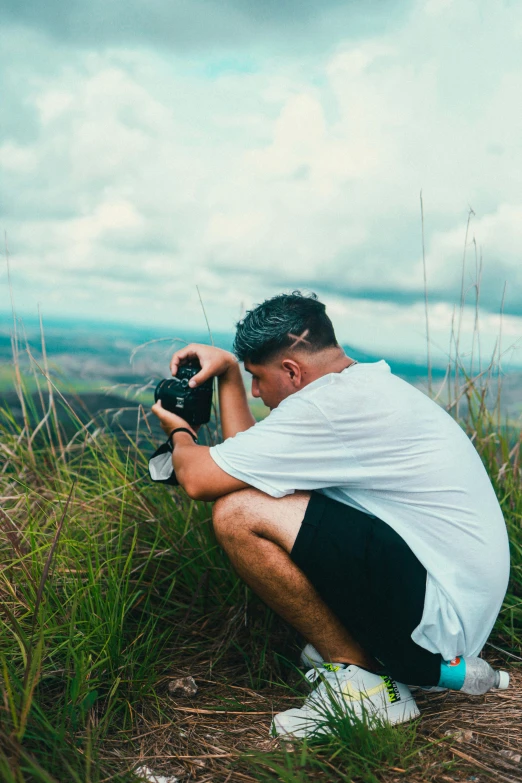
[460,657,510,695]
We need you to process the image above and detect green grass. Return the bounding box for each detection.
[0,387,290,781]
[0,354,520,782]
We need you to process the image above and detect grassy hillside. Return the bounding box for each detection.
[0,349,521,781]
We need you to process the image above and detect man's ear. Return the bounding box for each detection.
[281,358,302,386]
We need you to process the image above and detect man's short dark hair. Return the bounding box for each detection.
[233,291,338,364]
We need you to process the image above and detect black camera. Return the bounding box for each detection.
[154,360,213,428]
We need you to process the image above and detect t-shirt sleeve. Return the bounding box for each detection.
[209,395,356,498]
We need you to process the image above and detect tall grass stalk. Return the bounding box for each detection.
[420,191,432,398]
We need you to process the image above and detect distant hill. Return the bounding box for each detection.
[0,389,159,445]
[339,343,447,383]
[0,316,520,419]
[0,315,447,383]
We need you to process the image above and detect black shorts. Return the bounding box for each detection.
[290,491,441,686]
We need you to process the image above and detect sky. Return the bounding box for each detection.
[1,0,521,367]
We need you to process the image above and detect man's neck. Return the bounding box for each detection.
[298,348,356,389]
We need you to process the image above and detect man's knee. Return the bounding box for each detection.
[212,488,258,546]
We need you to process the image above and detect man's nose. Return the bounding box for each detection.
[251,380,260,398]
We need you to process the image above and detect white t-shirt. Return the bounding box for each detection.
[209,360,510,661]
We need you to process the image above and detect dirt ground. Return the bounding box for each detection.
[103,659,522,783]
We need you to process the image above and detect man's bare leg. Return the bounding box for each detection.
[212,488,376,670]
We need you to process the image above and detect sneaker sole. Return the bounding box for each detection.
[272,696,420,739]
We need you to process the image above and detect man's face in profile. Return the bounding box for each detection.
[244,359,296,411]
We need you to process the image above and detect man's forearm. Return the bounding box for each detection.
[172,435,249,500]
[172,437,204,496]
[218,362,255,440]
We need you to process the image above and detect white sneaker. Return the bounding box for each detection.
[300,646,443,695]
[299,643,324,669]
[272,663,420,739]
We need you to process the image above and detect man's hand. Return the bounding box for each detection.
[152,343,254,499]
[170,344,237,387]
[151,399,198,439]
[169,341,255,441]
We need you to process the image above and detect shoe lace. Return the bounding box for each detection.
[305,663,347,684]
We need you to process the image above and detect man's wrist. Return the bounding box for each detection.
[169,428,198,447]
[220,359,241,383]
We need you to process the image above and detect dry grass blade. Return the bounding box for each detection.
[195,285,221,444]
[196,285,214,347]
[0,506,30,559]
[129,335,189,365]
[486,642,522,662]
[38,305,62,459]
[30,479,76,638]
[24,345,87,434]
[454,206,475,417]
[420,190,432,398]
[5,233,34,463]
[172,707,276,715]
[450,747,520,783]
[496,281,507,429]
[0,507,35,597]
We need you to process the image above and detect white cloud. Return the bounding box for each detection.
[424,0,454,17]
[0,142,38,173]
[1,0,521,364]
[419,204,522,308]
[324,295,522,369]
[35,90,74,124]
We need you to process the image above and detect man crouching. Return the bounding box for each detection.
[152,291,510,738]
